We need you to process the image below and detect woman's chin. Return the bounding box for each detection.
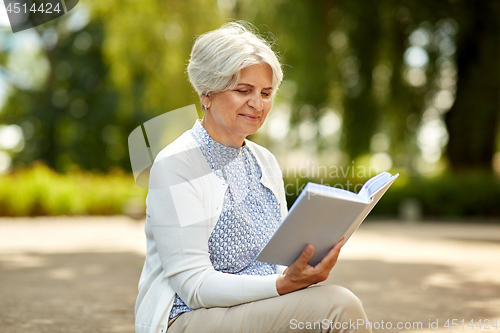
[240,125,261,138]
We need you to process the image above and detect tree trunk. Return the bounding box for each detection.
[341,0,381,159]
[444,0,500,174]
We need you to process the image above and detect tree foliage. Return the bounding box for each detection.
[0,0,498,175]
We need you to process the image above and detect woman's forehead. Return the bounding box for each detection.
[238,64,273,87]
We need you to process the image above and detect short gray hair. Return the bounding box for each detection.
[187,21,283,99]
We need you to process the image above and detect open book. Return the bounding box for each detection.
[256,172,399,266]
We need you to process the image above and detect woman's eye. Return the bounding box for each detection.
[236,89,270,97]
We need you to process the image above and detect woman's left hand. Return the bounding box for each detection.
[276,237,345,295]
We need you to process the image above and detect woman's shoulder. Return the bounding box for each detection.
[150,130,211,182]
[155,130,198,161]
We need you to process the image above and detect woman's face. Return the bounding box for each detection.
[201,63,274,147]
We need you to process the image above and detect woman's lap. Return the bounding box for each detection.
[167,285,372,333]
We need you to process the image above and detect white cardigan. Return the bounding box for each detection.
[135,128,288,333]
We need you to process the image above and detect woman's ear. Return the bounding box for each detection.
[200,93,211,110]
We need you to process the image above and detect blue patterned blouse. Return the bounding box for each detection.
[169,120,282,319]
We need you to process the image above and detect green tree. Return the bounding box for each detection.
[1,0,499,177]
[1,0,225,172]
[1,20,125,172]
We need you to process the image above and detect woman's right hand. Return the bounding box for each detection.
[276,237,345,295]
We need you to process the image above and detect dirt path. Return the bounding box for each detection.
[1,216,499,333]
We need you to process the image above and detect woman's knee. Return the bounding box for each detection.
[309,285,365,314]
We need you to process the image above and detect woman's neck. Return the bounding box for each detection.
[200,116,244,148]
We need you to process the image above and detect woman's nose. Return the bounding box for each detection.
[248,92,263,111]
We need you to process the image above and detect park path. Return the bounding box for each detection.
[0,216,499,333]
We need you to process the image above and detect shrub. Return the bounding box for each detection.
[1,163,498,218]
[0,163,146,216]
[284,173,500,218]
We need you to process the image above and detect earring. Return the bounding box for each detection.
[204,93,211,111]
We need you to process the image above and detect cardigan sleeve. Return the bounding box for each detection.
[147,150,280,310]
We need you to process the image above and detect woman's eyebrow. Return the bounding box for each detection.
[237,83,273,90]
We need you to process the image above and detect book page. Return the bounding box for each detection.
[306,183,367,203]
[357,172,393,201]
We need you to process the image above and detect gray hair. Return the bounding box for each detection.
[187,21,283,101]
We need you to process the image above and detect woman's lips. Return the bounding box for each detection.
[239,114,260,122]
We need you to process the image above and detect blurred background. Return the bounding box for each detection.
[0,0,499,219]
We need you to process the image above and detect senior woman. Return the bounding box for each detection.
[135,22,372,333]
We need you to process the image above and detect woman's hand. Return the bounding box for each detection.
[276,237,345,295]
